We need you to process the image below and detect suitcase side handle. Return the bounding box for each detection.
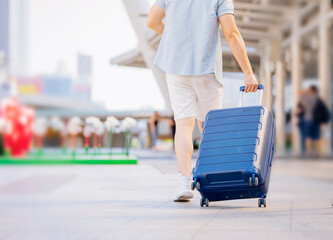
[238,85,264,107]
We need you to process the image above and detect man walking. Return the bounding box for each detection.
[147,0,258,201]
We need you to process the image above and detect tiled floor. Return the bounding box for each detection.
[0,155,332,240]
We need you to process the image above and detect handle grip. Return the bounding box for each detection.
[240,84,264,92]
[238,84,264,107]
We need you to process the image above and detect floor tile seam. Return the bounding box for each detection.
[191,208,223,240]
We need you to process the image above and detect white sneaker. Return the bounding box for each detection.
[173,173,194,202]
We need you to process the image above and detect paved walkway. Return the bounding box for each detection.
[0,155,332,240]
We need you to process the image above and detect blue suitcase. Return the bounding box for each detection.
[192,85,275,207]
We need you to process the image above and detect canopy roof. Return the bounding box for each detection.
[111,0,332,74]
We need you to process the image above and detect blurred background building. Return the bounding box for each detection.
[0,0,9,68]
[0,0,10,98]
[9,0,30,77]
[74,53,92,102]
[0,0,106,113]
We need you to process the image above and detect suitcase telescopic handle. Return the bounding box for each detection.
[238,84,264,107]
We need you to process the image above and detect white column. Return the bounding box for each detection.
[259,50,265,86]
[265,61,273,111]
[275,61,286,156]
[9,0,30,76]
[261,44,272,109]
[122,0,171,111]
[318,0,332,155]
[291,2,302,156]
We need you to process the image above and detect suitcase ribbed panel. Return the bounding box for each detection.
[198,153,254,165]
[205,123,260,134]
[201,137,258,149]
[196,162,253,173]
[203,130,258,141]
[205,115,260,126]
[199,146,256,158]
[206,108,263,119]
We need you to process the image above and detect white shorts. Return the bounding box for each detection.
[166,73,223,121]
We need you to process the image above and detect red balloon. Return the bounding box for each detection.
[0,98,35,157]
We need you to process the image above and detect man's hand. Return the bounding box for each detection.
[244,73,258,93]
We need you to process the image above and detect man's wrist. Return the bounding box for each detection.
[244,71,254,76]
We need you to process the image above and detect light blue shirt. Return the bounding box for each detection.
[154,0,234,76]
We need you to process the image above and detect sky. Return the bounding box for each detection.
[28,0,165,111]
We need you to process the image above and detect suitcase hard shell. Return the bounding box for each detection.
[192,94,275,208]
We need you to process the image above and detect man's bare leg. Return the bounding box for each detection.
[175,117,196,176]
[173,117,195,201]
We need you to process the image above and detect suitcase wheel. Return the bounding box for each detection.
[191,181,200,191]
[249,176,259,187]
[258,196,267,208]
[255,177,259,186]
[200,198,209,207]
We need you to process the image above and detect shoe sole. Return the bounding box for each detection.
[173,193,194,202]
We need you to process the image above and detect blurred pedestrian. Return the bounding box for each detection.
[299,85,330,156]
[150,111,160,150]
[296,93,306,154]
